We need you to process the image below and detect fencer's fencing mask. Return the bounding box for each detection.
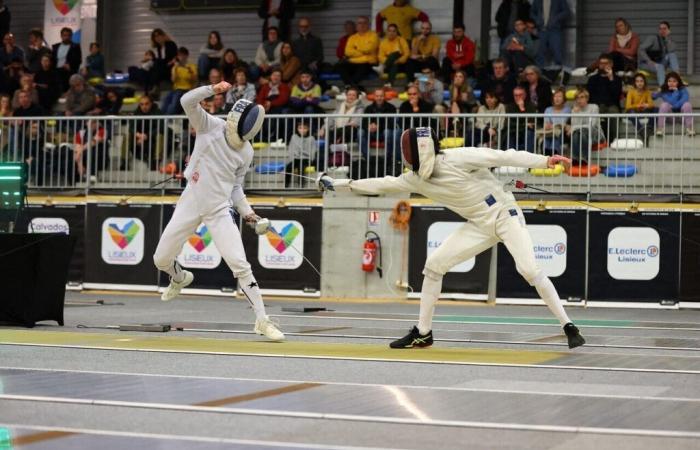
[226,99,265,150]
[400,127,440,179]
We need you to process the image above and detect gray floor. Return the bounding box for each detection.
[2,291,700,449]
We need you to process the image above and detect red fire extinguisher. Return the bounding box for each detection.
[362,231,383,277]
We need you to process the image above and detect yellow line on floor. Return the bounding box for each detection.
[12,430,76,446]
[195,382,321,407]
[0,330,562,366]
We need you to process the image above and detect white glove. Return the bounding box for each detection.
[244,214,271,235]
[316,172,335,192]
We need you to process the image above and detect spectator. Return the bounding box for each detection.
[64,74,95,116]
[26,28,51,74]
[285,120,316,187]
[320,86,364,166]
[2,57,25,95]
[607,18,639,74]
[0,33,23,69]
[291,17,323,74]
[0,93,10,116]
[51,27,82,92]
[280,42,302,85]
[161,47,197,115]
[225,69,257,109]
[129,94,162,170]
[375,0,428,41]
[495,0,531,44]
[639,21,679,86]
[399,84,434,129]
[448,69,476,114]
[501,19,535,75]
[150,28,178,86]
[13,89,43,117]
[254,26,283,80]
[220,48,249,83]
[361,88,400,162]
[0,92,10,154]
[587,53,622,142]
[209,93,226,115]
[22,121,46,185]
[416,66,445,112]
[530,0,569,70]
[197,31,224,82]
[208,67,223,86]
[256,68,290,114]
[258,0,295,42]
[81,42,105,79]
[88,88,122,116]
[11,74,39,109]
[336,21,356,62]
[289,69,322,114]
[566,88,603,165]
[406,21,440,81]
[73,119,109,180]
[473,90,506,147]
[128,50,155,95]
[442,23,475,81]
[521,65,552,113]
[505,85,536,151]
[540,87,570,154]
[625,72,655,140]
[378,23,409,86]
[34,54,60,112]
[0,1,9,40]
[654,71,694,136]
[10,91,42,170]
[339,16,379,86]
[478,57,516,105]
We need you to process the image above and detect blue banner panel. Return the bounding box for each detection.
[588,211,680,301]
[497,209,586,300]
[680,212,700,302]
[408,206,490,295]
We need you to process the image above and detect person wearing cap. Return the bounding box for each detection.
[153,80,285,341]
[317,127,585,350]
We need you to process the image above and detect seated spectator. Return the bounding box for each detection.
[639,21,679,86]
[128,50,156,94]
[531,0,570,70]
[26,28,51,74]
[13,89,43,117]
[361,88,400,162]
[208,67,223,86]
[501,19,535,75]
[3,57,25,95]
[280,42,302,85]
[256,68,290,114]
[625,72,655,139]
[0,32,24,69]
[521,65,552,113]
[478,58,516,105]
[319,86,363,165]
[129,94,162,170]
[289,69,322,114]
[11,74,39,110]
[442,23,475,81]
[416,66,445,112]
[0,93,11,116]
[446,69,476,136]
[399,84,434,129]
[654,71,694,136]
[10,91,43,165]
[285,120,317,187]
[81,42,105,79]
[254,26,282,80]
[495,0,531,45]
[607,18,639,74]
[472,90,506,148]
[161,46,197,115]
[52,27,82,92]
[336,21,356,63]
[0,93,11,155]
[22,121,47,185]
[208,93,226,115]
[525,18,539,56]
[197,31,224,82]
[375,0,428,41]
[220,48,249,83]
[291,17,324,74]
[150,28,177,87]
[540,87,571,154]
[64,74,95,116]
[226,69,257,109]
[378,23,409,86]
[73,119,109,180]
[566,88,603,165]
[88,88,122,116]
[505,85,536,151]
[257,0,295,42]
[587,53,622,142]
[406,21,440,81]
[338,16,379,85]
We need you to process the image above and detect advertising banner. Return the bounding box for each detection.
[43,0,82,47]
[680,212,700,302]
[588,211,680,301]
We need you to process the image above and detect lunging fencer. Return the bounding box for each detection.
[153,81,285,341]
[318,127,585,349]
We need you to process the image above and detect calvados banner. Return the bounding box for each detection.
[44,0,82,47]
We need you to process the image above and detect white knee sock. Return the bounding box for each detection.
[238,273,267,320]
[418,270,443,335]
[162,261,186,283]
[534,276,571,326]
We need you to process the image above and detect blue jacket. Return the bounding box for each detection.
[531,0,570,31]
[655,88,690,110]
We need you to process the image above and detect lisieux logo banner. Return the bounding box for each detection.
[177,223,222,269]
[101,217,145,265]
[258,220,304,270]
[44,0,82,48]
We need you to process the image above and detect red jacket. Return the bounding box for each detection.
[446,37,475,67]
[256,82,290,108]
[336,35,350,60]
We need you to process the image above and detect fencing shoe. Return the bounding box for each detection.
[390,326,433,349]
[161,271,194,301]
[254,317,285,341]
[563,323,586,349]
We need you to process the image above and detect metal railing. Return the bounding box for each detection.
[1,112,698,195]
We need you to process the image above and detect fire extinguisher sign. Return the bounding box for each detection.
[368,211,380,227]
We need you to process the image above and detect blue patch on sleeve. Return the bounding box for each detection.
[484,194,496,206]
[509,209,518,216]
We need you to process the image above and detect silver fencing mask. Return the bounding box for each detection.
[400,127,439,179]
[226,99,265,150]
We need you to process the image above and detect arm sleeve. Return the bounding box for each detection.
[231,152,254,217]
[337,174,415,195]
[450,147,549,169]
[254,45,266,66]
[180,85,217,133]
[625,91,634,111]
[398,38,410,63]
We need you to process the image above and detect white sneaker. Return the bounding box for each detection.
[687,128,696,137]
[161,270,194,301]
[254,317,285,341]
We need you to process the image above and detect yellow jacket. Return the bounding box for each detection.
[345,31,380,64]
[411,34,441,59]
[625,88,653,111]
[172,62,198,90]
[379,36,409,64]
[378,4,423,42]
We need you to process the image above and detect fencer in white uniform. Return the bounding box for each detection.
[153,81,284,341]
[319,127,585,349]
